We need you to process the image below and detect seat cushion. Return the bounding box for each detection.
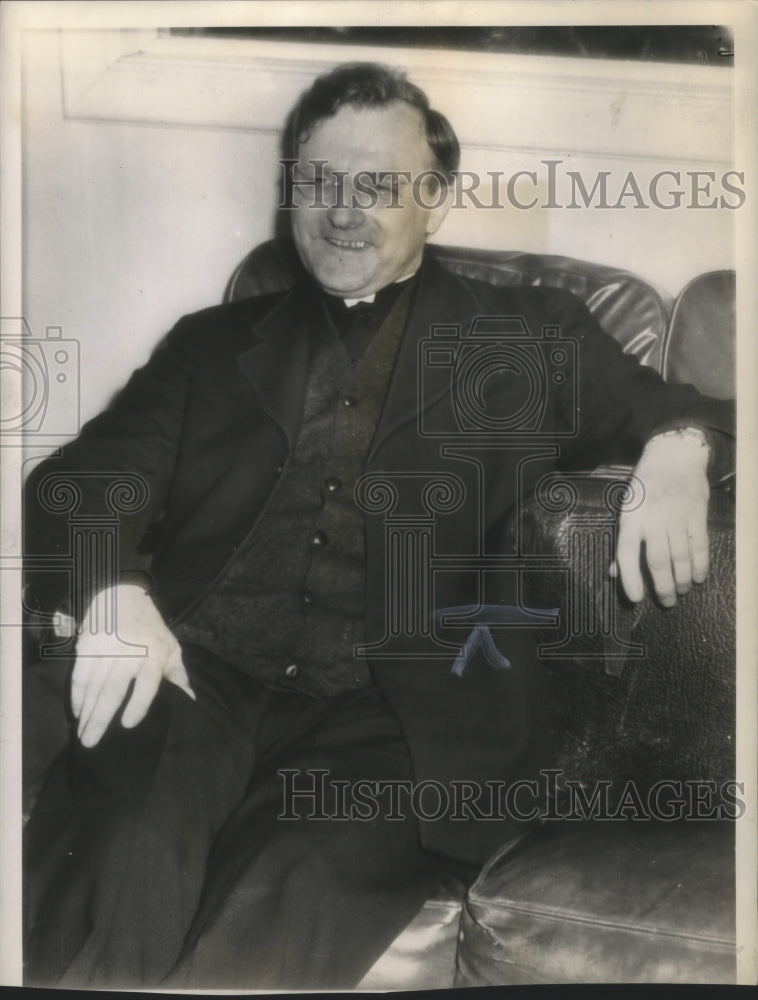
[456,820,736,985]
[357,864,476,990]
[357,897,462,990]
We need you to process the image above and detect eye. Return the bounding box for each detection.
[315,175,343,191]
[375,178,400,199]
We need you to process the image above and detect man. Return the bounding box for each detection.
[23,62,734,989]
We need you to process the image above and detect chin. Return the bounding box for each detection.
[314,267,376,298]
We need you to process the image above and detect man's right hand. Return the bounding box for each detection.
[71,583,195,748]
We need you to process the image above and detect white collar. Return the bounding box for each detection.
[343,293,376,307]
[342,270,418,308]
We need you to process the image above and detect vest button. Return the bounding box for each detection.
[311,530,328,547]
[324,476,341,493]
[275,463,284,475]
[284,663,299,679]
[302,589,315,606]
[342,395,357,408]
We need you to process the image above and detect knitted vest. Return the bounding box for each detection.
[175,285,413,698]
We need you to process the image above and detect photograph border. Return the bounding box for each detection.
[2,0,756,988]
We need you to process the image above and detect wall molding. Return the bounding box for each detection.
[60,30,735,165]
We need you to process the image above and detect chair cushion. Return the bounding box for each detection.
[357,898,462,990]
[357,864,476,990]
[226,240,671,371]
[456,821,736,985]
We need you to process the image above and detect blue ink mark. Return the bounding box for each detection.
[438,605,560,678]
[450,624,511,677]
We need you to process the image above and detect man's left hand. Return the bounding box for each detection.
[610,428,710,607]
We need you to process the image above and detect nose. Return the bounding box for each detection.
[324,174,366,229]
[326,203,364,229]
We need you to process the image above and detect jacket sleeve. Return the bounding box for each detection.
[23,316,199,624]
[549,290,735,479]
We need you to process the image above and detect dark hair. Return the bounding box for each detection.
[282,61,460,181]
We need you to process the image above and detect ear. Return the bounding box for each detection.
[423,174,454,237]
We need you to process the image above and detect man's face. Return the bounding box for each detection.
[290,101,450,298]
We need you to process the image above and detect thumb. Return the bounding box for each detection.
[164,645,196,701]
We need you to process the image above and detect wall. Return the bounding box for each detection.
[21,30,737,450]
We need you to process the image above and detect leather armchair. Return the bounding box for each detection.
[228,240,737,986]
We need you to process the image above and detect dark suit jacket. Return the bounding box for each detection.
[24,252,735,862]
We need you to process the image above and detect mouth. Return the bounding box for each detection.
[324,237,371,251]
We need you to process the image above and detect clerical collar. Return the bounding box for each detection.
[317,269,421,362]
[344,294,375,307]
[343,271,417,308]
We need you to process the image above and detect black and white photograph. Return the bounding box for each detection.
[1,0,756,991]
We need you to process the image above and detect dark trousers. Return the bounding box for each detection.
[24,644,448,990]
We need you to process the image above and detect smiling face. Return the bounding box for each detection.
[289,101,450,298]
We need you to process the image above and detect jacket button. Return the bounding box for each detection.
[311,530,328,547]
[303,589,315,606]
[285,663,299,679]
[324,476,341,493]
[342,395,357,408]
[275,463,284,475]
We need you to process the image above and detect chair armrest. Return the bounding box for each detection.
[514,468,735,792]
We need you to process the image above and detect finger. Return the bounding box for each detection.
[688,515,710,584]
[70,654,96,719]
[121,664,162,729]
[164,645,196,701]
[79,666,134,748]
[76,658,113,738]
[667,522,693,595]
[643,530,677,608]
[615,519,644,603]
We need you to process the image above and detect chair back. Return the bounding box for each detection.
[662,270,735,398]
[226,239,672,372]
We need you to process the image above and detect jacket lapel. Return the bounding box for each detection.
[235,284,317,455]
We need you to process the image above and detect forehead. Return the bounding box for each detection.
[297,101,432,172]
